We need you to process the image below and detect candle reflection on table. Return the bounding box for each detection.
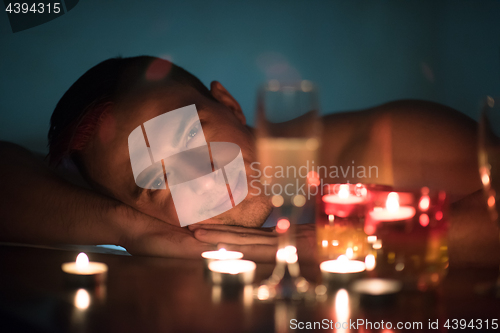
[74,289,90,310]
[334,289,350,333]
[350,278,402,296]
[71,288,91,331]
[275,300,298,333]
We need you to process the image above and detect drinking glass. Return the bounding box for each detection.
[478,96,500,296]
[255,80,321,299]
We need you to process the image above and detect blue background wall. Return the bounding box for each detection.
[1,0,499,153]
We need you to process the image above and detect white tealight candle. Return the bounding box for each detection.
[62,253,108,286]
[202,248,244,262]
[320,256,366,286]
[368,192,416,221]
[323,184,365,204]
[209,259,256,285]
[320,255,366,274]
[322,184,367,218]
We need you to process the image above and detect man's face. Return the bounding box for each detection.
[83,83,272,227]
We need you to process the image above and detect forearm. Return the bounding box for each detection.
[0,142,124,246]
[449,189,500,267]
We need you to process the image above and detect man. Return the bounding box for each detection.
[0,56,497,265]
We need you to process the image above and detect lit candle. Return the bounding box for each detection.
[320,255,366,286]
[209,259,256,285]
[322,184,367,218]
[202,248,244,267]
[368,192,415,222]
[320,255,366,274]
[62,253,108,286]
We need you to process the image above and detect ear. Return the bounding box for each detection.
[210,81,246,125]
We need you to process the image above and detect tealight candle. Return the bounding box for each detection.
[202,248,244,266]
[368,192,415,222]
[209,259,256,285]
[62,253,108,286]
[350,278,402,306]
[322,184,367,218]
[320,255,366,286]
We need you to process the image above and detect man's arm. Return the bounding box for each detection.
[0,141,215,258]
[0,141,124,245]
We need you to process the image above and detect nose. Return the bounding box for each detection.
[189,170,218,195]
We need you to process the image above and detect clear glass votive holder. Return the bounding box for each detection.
[316,183,370,262]
[364,187,449,290]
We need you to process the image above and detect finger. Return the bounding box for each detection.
[217,243,277,263]
[193,229,278,246]
[189,224,275,236]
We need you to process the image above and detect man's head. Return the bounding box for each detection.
[48,56,271,227]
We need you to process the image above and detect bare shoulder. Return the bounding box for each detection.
[321,100,481,200]
[370,99,477,135]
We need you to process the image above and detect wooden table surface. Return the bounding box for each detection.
[0,244,499,333]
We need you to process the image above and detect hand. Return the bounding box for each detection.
[117,205,216,258]
[188,223,317,263]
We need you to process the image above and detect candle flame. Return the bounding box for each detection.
[334,289,350,321]
[337,254,348,263]
[386,192,400,213]
[76,253,89,269]
[338,184,350,199]
[346,247,354,259]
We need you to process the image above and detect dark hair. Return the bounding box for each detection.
[48,56,213,165]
